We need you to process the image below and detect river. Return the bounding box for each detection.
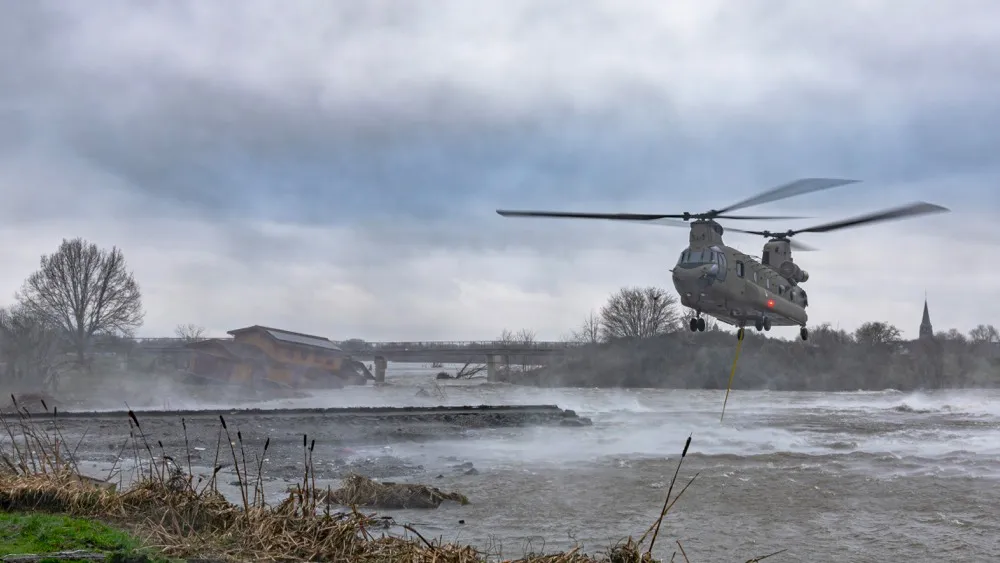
[54,365,1000,562]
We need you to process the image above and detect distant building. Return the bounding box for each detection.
[184,325,372,389]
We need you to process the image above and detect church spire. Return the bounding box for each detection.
[919,294,934,340]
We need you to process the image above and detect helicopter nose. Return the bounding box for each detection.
[671,263,718,288]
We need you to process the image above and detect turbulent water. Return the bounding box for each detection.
[71,365,1000,562]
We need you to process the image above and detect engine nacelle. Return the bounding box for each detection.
[777,261,809,284]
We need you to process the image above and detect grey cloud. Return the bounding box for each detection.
[2,1,999,286]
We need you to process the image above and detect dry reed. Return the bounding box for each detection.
[0,397,782,563]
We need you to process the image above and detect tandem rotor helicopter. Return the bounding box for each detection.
[496,178,950,342]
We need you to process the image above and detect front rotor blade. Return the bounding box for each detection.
[496,210,690,227]
[715,214,808,220]
[790,239,818,251]
[716,178,859,215]
[791,201,950,235]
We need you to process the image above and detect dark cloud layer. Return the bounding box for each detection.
[1,1,999,338]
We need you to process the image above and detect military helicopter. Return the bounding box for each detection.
[496,178,949,341]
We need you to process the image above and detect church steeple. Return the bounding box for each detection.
[919,295,934,340]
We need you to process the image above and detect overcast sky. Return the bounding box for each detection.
[1,1,998,341]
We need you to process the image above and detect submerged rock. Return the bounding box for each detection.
[325,474,469,509]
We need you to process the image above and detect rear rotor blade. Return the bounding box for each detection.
[790,201,949,235]
[715,178,859,215]
[726,226,819,250]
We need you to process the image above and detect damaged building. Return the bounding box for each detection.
[183,325,375,390]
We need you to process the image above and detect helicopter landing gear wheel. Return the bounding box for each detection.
[689,317,698,332]
[737,327,745,340]
[697,317,706,332]
[754,319,764,331]
[800,327,809,341]
[763,317,772,331]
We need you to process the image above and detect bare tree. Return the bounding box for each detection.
[515,329,536,371]
[809,323,855,346]
[516,328,536,344]
[0,306,67,392]
[174,323,206,341]
[938,328,967,343]
[854,321,901,347]
[570,310,602,344]
[599,286,679,341]
[498,328,516,344]
[495,328,537,372]
[16,238,144,365]
[969,324,1000,344]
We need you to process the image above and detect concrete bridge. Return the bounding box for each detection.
[339,340,583,382]
[339,340,580,360]
[124,337,584,382]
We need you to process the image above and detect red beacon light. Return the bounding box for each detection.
[767,299,775,308]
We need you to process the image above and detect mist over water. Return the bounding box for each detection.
[62,364,1000,561]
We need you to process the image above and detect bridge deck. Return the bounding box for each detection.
[114,338,584,360]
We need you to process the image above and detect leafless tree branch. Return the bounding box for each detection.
[854,321,902,347]
[15,238,144,365]
[599,286,679,341]
[174,323,206,341]
[454,361,486,379]
[570,310,603,344]
[515,328,536,344]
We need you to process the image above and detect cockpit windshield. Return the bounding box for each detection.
[677,249,721,267]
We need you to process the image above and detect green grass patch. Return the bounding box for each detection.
[0,512,168,561]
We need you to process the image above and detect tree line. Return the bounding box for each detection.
[3,239,997,393]
[512,285,1000,391]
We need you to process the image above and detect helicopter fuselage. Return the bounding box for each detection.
[671,220,808,333]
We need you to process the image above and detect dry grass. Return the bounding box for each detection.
[0,395,784,563]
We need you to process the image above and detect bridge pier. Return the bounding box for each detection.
[374,356,387,384]
[486,355,497,382]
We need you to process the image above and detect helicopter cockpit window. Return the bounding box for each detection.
[677,249,717,266]
[735,261,745,277]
